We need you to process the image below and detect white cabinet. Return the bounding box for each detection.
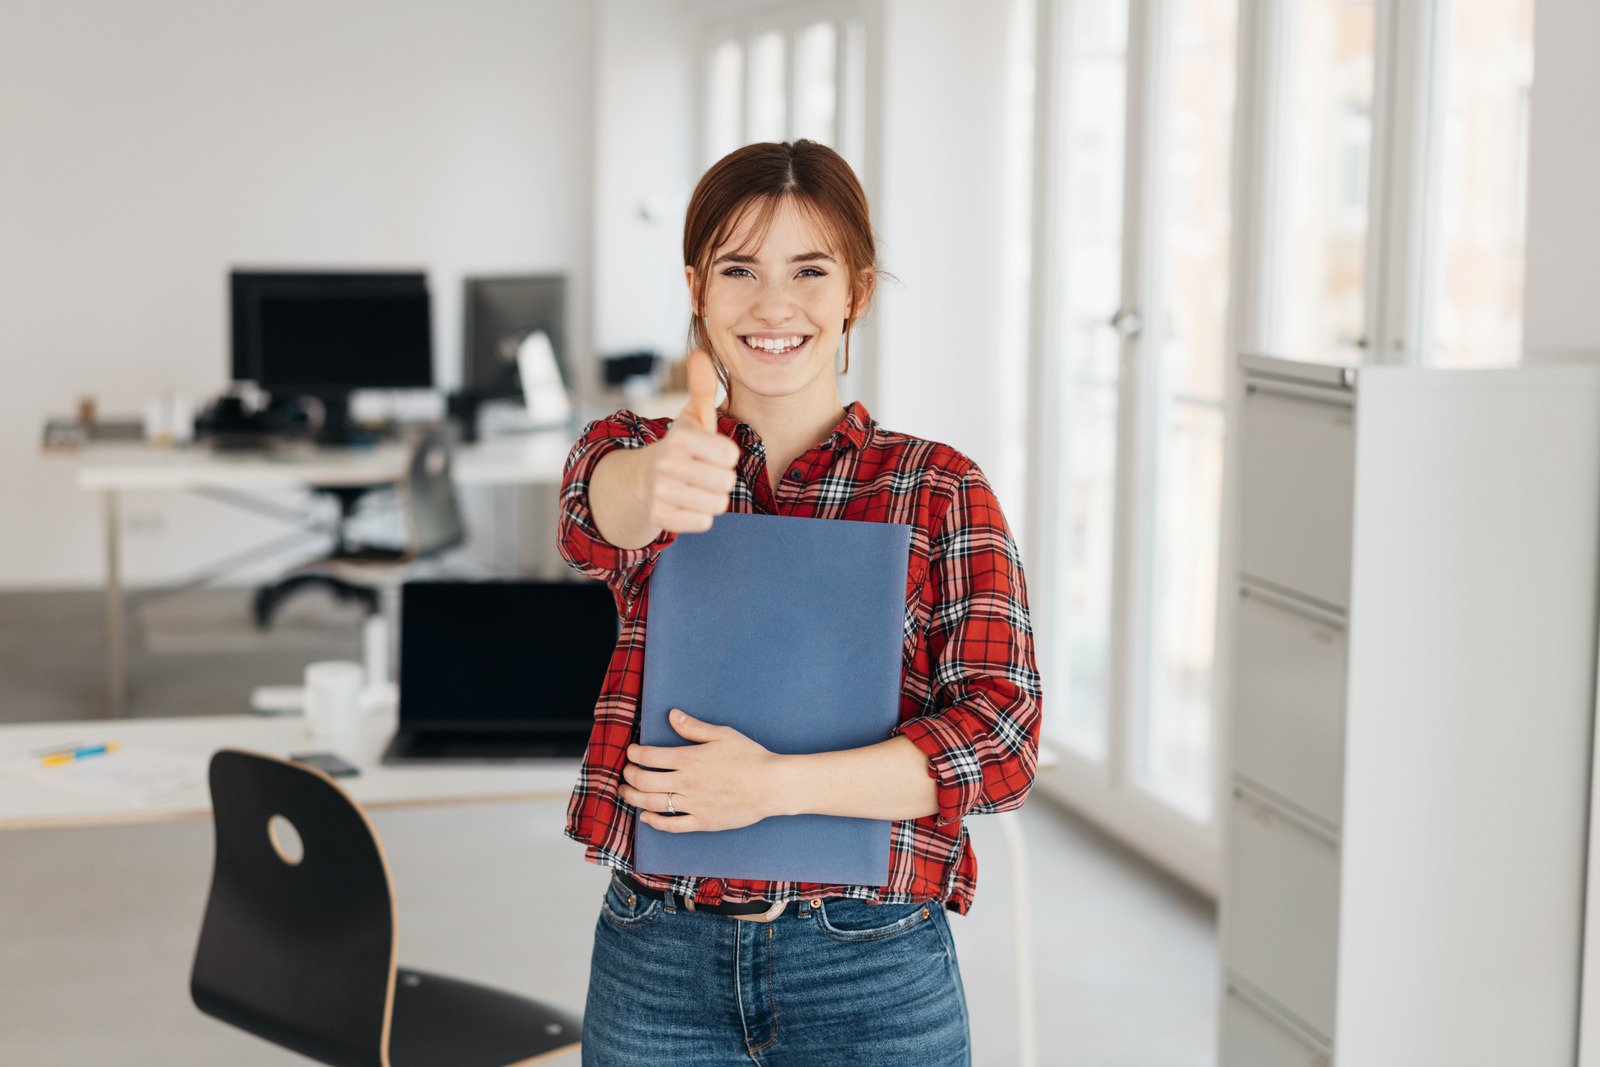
[1219,356,1600,1066]
[1231,586,1346,829]
[1221,985,1330,1067]
[1223,788,1340,1039]
[1237,380,1356,610]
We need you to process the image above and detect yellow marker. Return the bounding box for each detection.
[41,741,119,767]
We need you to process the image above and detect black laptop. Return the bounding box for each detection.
[380,579,616,763]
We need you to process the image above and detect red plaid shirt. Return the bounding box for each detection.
[557,401,1041,915]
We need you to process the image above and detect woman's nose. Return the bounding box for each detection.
[750,282,797,325]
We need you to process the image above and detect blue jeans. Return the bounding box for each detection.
[582,872,972,1066]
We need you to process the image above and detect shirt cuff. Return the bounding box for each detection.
[611,526,678,611]
[579,521,677,574]
[893,714,982,828]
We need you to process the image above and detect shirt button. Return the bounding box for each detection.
[787,467,803,481]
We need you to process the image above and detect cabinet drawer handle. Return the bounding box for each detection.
[1245,378,1356,408]
[1232,783,1340,845]
[1239,581,1347,629]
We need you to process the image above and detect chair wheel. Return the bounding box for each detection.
[252,584,282,631]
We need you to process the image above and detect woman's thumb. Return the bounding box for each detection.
[679,350,719,431]
[669,708,713,737]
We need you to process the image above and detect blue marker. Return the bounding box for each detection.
[41,742,119,767]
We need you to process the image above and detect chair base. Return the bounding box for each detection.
[254,573,381,630]
[388,967,581,1067]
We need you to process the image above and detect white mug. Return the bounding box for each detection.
[304,660,365,745]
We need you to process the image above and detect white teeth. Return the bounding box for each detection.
[744,335,806,354]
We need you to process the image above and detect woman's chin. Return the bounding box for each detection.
[727,359,833,400]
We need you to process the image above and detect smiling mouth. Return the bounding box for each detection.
[740,334,811,357]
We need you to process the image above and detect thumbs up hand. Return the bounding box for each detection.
[640,350,741,534]
[678,347,721,432]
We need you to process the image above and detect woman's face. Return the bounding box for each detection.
[688,197,864,409]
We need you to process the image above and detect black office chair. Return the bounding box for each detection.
[253,425,467,629]
[191,748,581,1066]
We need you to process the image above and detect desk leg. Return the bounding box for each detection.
[998,810,1036,1067]
[103,489,127,718]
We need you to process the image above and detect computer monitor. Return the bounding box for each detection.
[462,274,567,401]
[231,270,433,443]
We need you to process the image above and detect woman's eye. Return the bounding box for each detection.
[798,267,826,278]
[722,266,754,278]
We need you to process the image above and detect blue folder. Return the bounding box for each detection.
[633,512,912,885]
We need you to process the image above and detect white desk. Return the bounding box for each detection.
[0,710,578,831]
[2,709,1045,1066]
[71,432,570,493]
[51,432,571,717]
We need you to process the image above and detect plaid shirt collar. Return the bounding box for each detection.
[715,400,874,454]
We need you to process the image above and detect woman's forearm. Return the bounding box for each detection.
[590,448,665,550]
[771,735,938,822]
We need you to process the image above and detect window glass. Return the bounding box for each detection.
[1431,0,1533,367]
[1045,0,1130,760]
[793,21,838,144]
[1281,0,1376,362]
[706,39,744,165]
[1137,0,1238,820]
[748,31,787,143]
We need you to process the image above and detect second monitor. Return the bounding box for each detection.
[463,274,568,401]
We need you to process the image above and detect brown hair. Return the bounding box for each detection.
[683,140,881,396]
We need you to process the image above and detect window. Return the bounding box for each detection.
[698,6,864,170]
[1029,0,1238,888]
[792,21,839,143]
[1280,0,1376,362]
[705,40,744,165]
[1030,0,1536,891]
[1252,0,1536,369]
[1429,0,1534,368]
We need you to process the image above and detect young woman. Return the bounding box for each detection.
[558,139,1042,1066]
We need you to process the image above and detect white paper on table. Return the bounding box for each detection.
[0,747,206,805]
[516,330,572,427]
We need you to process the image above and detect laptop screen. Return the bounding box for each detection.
[397,580,618,729]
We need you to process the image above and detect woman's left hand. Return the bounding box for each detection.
[620,709,784,832]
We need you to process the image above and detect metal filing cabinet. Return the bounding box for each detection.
[1218,355,1600,1066]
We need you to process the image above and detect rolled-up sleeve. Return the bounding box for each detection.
[893,464,1043,827]
[557,410,677,615]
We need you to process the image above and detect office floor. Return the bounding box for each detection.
[0,589,1219,1066]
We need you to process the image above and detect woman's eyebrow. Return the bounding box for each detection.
[713,251,837,265]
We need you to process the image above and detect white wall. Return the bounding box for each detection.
[0,0,595,588]
[592,0,697,361]
[1523,0,1600,359]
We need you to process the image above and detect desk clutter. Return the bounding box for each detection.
[0,742,205,805]
[44,267,582,457]
[41,416,144,452]
[39,400,411,454]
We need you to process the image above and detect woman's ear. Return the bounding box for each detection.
[849,269,876,318]
[684,265,700,316]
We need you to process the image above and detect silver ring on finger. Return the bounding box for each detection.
[666,792,676,815]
